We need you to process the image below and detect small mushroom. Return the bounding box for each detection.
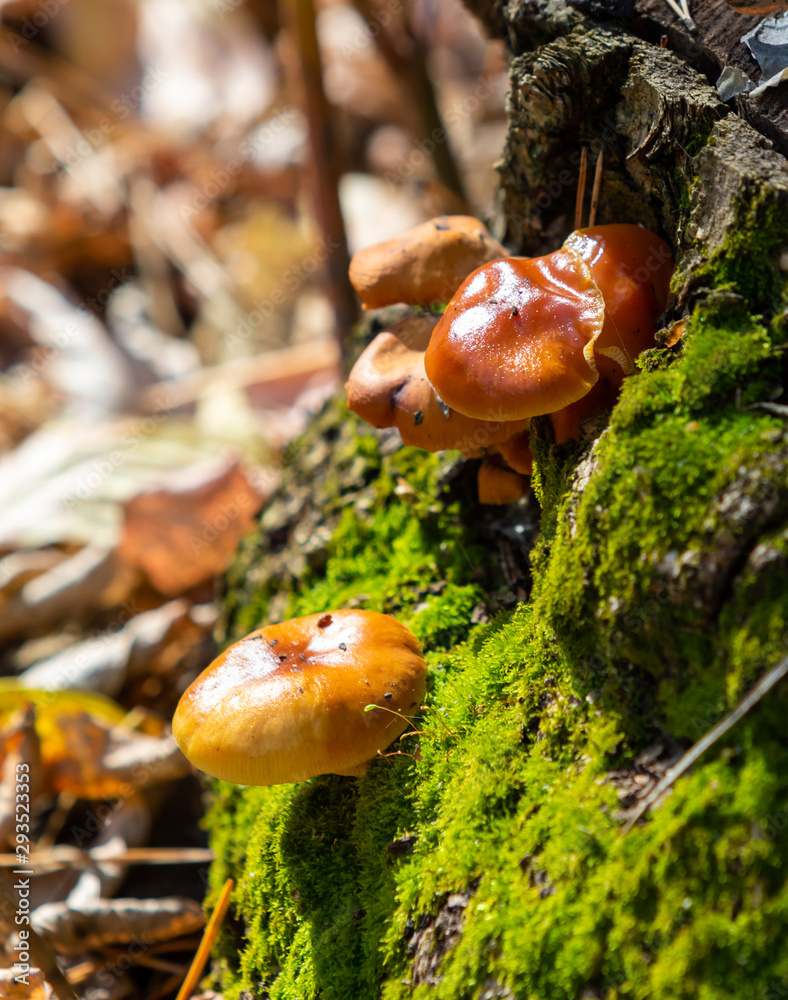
[172,610,427,785]
[424,249,605,421]
[493,428,533,475]
[477,457,529,505]
[346,314,530,454]
[349,215,507,310]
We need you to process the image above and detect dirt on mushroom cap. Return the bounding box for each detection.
[172,609,427,785]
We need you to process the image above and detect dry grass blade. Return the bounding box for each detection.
[0,846,214,870]
[574,147,588,231]
[622,653,788,833]
[589,149,603,227]
[175,878,234,1000]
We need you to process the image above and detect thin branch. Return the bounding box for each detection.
[175,878,234,1000]
[622,653,788,833]
[574,147,588,231]
[589,149,604,227]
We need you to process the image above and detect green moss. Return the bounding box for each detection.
[203,130,788,1000]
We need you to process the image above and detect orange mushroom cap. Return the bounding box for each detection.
[477,457,529,505]
[349,216,507,310]
[493,428,533,475]
[345,314,530,454]
[424,249,604,421]
[564,224,673,374]
[172,610,427,785]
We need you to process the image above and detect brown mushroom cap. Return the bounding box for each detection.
[477,457,529,505]
[493,428,533,475]
[346,314,530,454]
[349,216,507,310]
[564,224,673,374]
[172,610,427,785]
[424,250,604,421]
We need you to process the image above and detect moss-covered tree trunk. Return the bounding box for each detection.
[205,3,788,998]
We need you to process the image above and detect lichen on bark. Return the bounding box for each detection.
[203,4,788,998]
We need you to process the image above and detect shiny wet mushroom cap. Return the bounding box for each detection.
[345,314,530,454]
[424,249,605,421]
[172,610,427,785]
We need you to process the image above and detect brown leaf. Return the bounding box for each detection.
[0,966,51,999]
[0,702,44,850]
[118,457,262,594]
[30,897,206,955]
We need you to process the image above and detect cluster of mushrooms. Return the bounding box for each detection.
[346,216,674,503]
[173,217,675,785]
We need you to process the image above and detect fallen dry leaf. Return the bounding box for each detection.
[0,546,137,646]
[118,456,262,594]
[18,598,202,698]
[0,966,51,999]
[31,897,206,955]
[0,702,43,850]
[66,792,151,908]
[45,720,189,800]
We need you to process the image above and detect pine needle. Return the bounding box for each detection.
[589,149,604,227]
[175,878,234,1000]
[574,147,588,230]
[621,653,788,833]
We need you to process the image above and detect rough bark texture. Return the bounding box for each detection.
[204,4,788,999]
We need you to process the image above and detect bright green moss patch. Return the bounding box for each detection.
[205,156,788,1000]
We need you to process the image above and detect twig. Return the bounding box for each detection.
[0,846,215,869]
[589,149,604,227]
[661,0,697,30]
[139,337,340,413]
[279,0,358,367]
[745,401,788,417]
[175,878,234,1000]
[350,0,468,210]
[621,653,788,833]
[574,147,588,231]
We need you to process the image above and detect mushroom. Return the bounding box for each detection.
[349,215,507,310]
[424,249,605,421]
[172,610,427,785]
[564,224,673,376]
[346,313,530,454]
[424,224,673,431]
[477,457,529,505]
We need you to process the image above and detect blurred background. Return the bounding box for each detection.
[0,1,508,997]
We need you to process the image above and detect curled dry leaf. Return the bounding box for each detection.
[46,722,189,800]
[19,598,203,698]
[0,702,43,850]
[0,547,137,646]
[30,897,206,955]
[118,456,263,595]
[0,966,50,999]
[0,548,67,597]
[0,685,188,799]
